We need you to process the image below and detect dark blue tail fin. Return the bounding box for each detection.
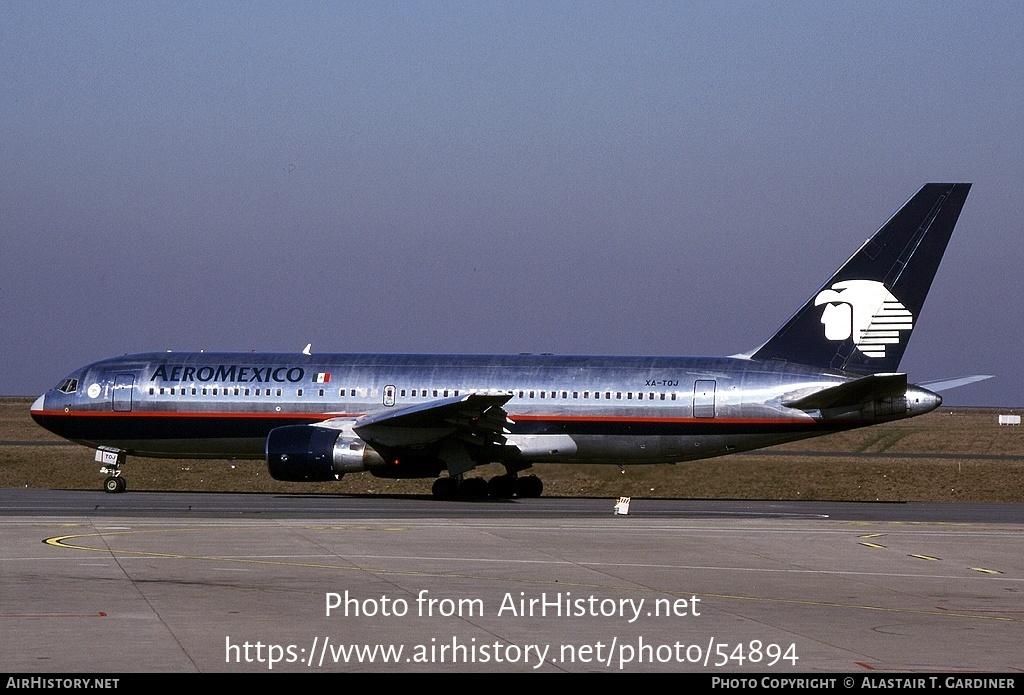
[751,183,971,374]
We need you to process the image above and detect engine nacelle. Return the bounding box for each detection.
[266,425,384,482]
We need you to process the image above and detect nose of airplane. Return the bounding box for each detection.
[31,394,45,412]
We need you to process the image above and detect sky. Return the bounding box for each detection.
[1,1,1021,406]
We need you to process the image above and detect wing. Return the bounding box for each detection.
[353,393,514,475]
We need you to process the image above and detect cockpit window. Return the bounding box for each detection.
[57,378,78,394]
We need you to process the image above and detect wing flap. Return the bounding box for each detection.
[353,393,513,449]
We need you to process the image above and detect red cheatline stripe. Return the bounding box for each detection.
[34,410,361,420]
[37,410,814,425]
[510,414,813,425]
[0,612,106,618]
[36,410,858,427]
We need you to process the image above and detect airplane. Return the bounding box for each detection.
[31,183,983,499]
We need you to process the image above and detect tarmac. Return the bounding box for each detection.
[0,489,1021,673]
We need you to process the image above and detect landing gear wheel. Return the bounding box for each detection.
[460,477,489,500]
[432,477,457,500]
[103,476,126,494]
[515,474,543,498]
[98,449,127,493]
[487,475,517,499]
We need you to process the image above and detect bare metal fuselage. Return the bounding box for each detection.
[29,184,970,492]
[32,351,939,467]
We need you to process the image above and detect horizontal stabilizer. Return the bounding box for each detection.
[919,375,994,392]
[782,373,908,411]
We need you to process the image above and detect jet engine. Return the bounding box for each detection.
[266,425,384,481]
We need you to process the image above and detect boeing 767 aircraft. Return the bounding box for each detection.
[32,183,979,499]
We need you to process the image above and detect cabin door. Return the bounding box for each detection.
[112,374,134,412]
[693,380,716,418]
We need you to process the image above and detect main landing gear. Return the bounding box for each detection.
[96,447,127,494]
[431,473,543,500]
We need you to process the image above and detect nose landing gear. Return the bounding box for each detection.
[103,475,126,493]
[96,447,127,494]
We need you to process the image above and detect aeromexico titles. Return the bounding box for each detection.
[32,183,986,499]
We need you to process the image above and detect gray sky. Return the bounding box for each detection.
[2,1,1021,406]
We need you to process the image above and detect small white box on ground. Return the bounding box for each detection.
[998,415,1021,425]
[614,496,631,515]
